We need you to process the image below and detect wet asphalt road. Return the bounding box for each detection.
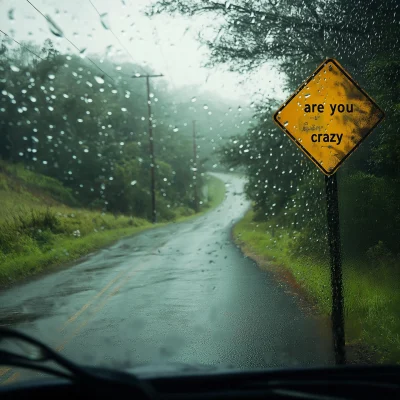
[0,173,333,383]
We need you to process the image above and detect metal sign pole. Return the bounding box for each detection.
[325,173,346,365]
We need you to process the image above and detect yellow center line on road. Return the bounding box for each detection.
[0,367,11,377]
[56,264,147,352]
[1,372,20,385]
[58,267,131,332]
[1,263,146,386]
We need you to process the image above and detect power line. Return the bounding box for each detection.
[26,0,116,83]
[0,29,46,61]
[24,1,154,99]
[88,0,148,76]
[152,25,176,88]
[0,28,143,97]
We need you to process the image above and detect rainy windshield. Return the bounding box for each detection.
[0,0,399,383]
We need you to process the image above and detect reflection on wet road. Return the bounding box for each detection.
[0,173,333,383]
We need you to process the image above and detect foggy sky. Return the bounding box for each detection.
[0,0,286,102]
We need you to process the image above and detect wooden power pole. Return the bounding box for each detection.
[132,73,163,223]
[192,120,199,213]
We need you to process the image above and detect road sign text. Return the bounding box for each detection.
[304,103,354,116]
[311,133,343,145]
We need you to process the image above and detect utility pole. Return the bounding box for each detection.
[192,120,199,213]
[132,73,163,223]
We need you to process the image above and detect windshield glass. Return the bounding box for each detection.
[0,0,399,383]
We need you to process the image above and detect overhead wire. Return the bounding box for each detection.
[0,29,46,61]
[88,0,148,76]
[26,0,116,83]
[152,24,176,88]
[0,2,144,103]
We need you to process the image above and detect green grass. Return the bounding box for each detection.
[0,168,226,286]
[206,174,227,210]
[0,206,153,286]
[174,174,226,222]
[0,161,78,207]
[233,209,400,364]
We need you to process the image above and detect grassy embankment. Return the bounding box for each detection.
[233,209,400,364]
[0,163,225,286]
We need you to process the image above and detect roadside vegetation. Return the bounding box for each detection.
[234,210,400,364]
[0,163,225,286]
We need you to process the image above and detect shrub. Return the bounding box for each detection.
[0,209,60,254]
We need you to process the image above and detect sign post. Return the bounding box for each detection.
[273,58,384,365]
[325,173,345,364]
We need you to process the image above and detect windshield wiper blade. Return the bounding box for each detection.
[0,327,92,380]
[0,327,156,398]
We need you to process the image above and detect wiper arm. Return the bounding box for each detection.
[0,327,92,381]
[0,351,73,380]
[0,327,155,398]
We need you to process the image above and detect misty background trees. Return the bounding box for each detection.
[0,38,250,220]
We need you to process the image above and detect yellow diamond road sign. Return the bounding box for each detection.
[273,58,385,175]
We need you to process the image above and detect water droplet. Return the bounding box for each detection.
[48,74,55,80]
[46,15,64,37]
[130,180,137,186]
[121,107,127,112]
[191,97,197,102]
[94,76,105,84]
[29,96,37,103]
[284,121,289,127]
[10,65,20,72]
[100,12,110,30]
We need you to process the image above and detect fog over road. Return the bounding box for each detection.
[0,173,333,383]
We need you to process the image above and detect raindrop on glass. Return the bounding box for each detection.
[46,15,64,37]
[100,13,110,30]
[94,76,105,84]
